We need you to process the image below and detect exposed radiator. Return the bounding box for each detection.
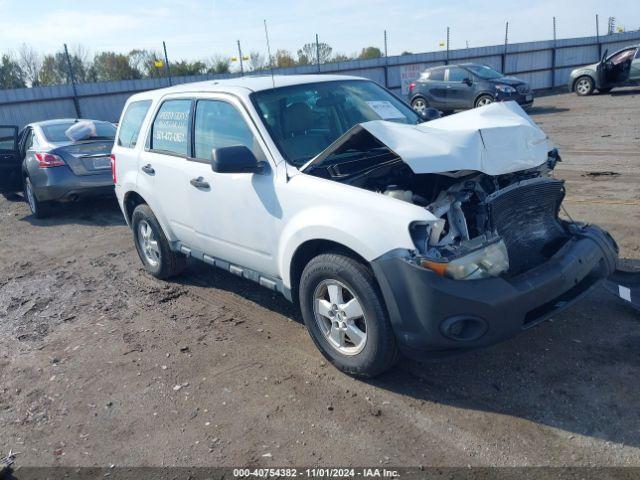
[484,177,568,275]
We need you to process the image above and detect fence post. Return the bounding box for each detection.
[163,41,172,86]
[384,30,389,88]
[596,14,602,58]
[551,17,557,88]
[63,44,82,118]
[445,27,450,65]
[502,22,509,74]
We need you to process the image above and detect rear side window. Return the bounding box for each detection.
[150,99,192,156]
[118,100,152,148]
[428,69,445,81]
[194,100,262,161]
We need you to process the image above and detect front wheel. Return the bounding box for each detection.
[132,204,186,279]
[574,76,594,96]
[474,94,494,108]
[24,176,50,218]
[298,253,398,377]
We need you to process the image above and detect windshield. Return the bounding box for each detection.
[42,121,116,143]
[251,80,420,167]
[464,65,503,79]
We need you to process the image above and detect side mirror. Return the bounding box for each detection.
[211,145,267,174]
[418,107,442,122]
[463,77,473,86]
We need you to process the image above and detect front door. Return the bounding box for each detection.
[183,97,278,277]
[630,48,640,82]
[0,125,21,193]
[445,67,475,109]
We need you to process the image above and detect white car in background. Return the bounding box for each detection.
[112,75,618,377]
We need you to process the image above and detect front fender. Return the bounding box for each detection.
[277,202,434,290]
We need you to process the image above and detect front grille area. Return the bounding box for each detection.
[516,84,530,94]
[485,178,568,275]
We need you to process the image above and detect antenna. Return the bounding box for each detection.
[263,19,275,88]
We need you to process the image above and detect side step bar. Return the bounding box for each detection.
[604,269,640,311]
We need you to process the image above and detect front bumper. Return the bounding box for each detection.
[30,165,114,202]
[496,92,534,110]
[371,225,618,359]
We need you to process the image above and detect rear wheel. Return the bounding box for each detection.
[411,96,429,114]
[474,94,494,108]
[24,176,51,218]
[132,204,186,279]
[298,253,398,377]
[574,76,594,96]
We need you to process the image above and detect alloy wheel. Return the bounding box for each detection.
[137,220,161,268]
[576,78,591,95]
[313,279,367,356]
[411,98,427,114]
[25,179,37,214]
[476,96,494,107]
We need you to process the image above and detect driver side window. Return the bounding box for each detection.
[193,100,264,162]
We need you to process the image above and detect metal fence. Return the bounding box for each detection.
[1,30,640,128]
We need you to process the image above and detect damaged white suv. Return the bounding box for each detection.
[113,75,618,377]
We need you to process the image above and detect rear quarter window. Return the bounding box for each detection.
[149,99,192,156]
[428,69,445,81]
[118,100,152,148]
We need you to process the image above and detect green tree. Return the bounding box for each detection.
[275,49,296,68]
[89,51,141,81]
[0,54,26,89]
[297,42,332,65]
[38,51,88,86]
[171,60,207,76]
[207,56,230,74]
[358,46,383,59]
[128,49,165,78]
[331,53,351,63]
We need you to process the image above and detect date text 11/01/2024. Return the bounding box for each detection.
[233,468,400,477]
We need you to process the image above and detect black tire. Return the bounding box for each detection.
[131,204,186,279]
[23,176,51,218]
[574,76,594,96]
[298,253,398,377]
[474,94,494,108]
[411,96,429,113]
[598,87,613,94]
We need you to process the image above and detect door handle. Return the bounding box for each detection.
[141,164,155,175]
[190,177,210,189]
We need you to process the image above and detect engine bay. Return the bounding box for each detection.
[307,149,568,279]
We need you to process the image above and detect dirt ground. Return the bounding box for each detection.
[1,88,639,468]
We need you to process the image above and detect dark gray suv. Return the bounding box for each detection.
[408,63,534,113]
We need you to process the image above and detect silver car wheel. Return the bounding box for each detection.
[476,96,494,107]
[411,98,427,114]
[313,279,367,356]
[25,178,37,214]
[137,220,161,268]
[576,78,591,95]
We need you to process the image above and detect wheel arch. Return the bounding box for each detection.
[288,239,372,304]
[123,190,148,226]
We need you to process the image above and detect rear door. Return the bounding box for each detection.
[0,125,22,193]
[423,68,448,108]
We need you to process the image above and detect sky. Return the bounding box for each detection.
[1,0,639,65]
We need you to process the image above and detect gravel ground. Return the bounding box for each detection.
[0,88,639,468]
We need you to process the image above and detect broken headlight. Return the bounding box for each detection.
[419,240,510,280]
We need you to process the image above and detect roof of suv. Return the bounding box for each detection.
[128,74,365,101]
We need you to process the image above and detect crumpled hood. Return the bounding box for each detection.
[303,101,551,176]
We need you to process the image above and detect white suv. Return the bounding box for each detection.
[113,75,618,377]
